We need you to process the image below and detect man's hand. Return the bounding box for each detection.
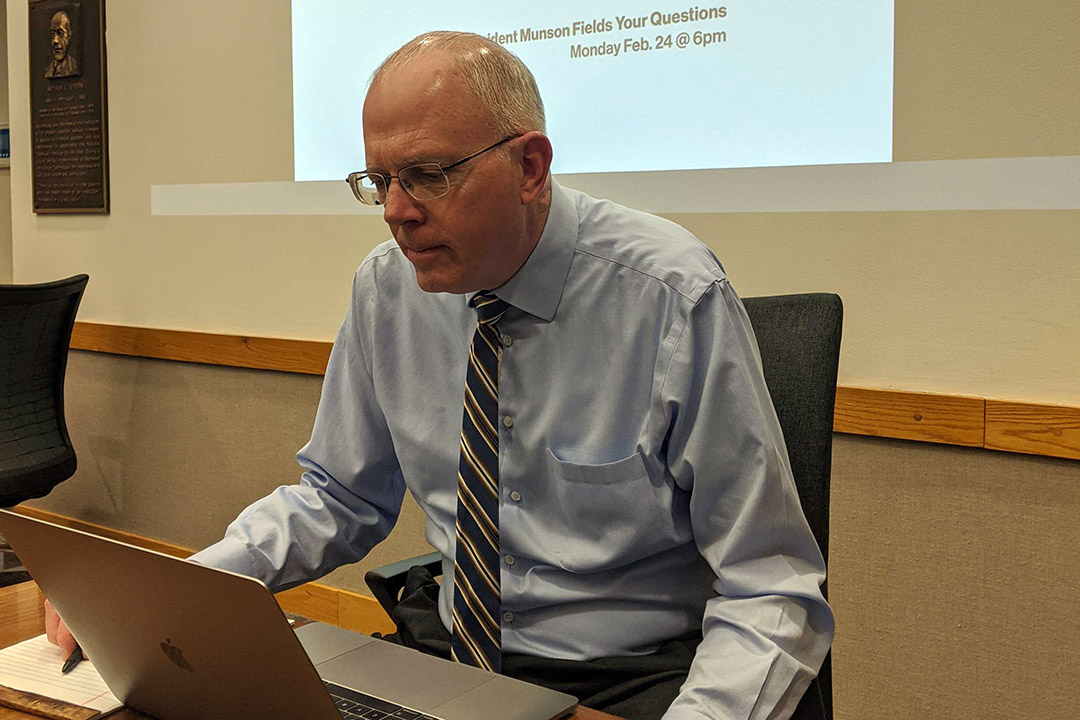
[43,598,79,657]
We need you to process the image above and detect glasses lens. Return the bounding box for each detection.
[399,164,449,201]
[348,173,386,205]
[362,174,388,205]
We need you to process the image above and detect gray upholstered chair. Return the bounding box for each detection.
[365,292,844,719]
[741,293,843,720]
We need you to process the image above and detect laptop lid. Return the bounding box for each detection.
[0,510,579,720]
[0,509,342,720]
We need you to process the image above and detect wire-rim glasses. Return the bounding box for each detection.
[345,134,522,206]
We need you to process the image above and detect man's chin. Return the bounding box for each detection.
[412,265,485,295]
[414,273,464,294]
[407,253,472,294]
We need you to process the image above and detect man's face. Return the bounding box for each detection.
[50,14,71,61]
[362,54,530,294]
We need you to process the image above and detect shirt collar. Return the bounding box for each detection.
[470,180,577,323]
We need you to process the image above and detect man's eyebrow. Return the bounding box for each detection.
[363,153,455,174]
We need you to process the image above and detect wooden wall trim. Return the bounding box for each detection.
[10,506,396,636]
[984,400,1080,462]
[68,322,1080,461]
[833,386,985,448]
[71,322,331,376]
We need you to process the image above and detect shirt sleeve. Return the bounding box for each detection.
[659,279,835,720]
[190,272,406,591]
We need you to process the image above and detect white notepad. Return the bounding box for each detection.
[0,633,121,713]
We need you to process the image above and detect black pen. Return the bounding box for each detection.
[61,644,84,674]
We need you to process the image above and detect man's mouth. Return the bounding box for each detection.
[404,245,443,259]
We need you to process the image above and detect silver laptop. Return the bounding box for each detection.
[0,510,577,720]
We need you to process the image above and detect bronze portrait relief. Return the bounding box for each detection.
[45,8,81,79]
[29,0,108,213]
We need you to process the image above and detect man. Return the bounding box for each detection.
[45,10,79,79]
[48,31,832,720]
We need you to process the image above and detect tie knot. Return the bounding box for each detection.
[471,292,508,326]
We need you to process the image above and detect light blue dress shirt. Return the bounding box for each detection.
[193,181,834,720]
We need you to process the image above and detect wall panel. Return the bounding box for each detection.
[830,435,1080,720]
[31,351,434,591]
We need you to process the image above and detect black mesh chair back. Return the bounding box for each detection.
[0,275,88,507]
[742,293,843,720]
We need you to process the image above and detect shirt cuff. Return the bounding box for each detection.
[660,706,714,720]
[187,537,259,579]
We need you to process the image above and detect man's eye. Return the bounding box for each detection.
[413,170,445,184]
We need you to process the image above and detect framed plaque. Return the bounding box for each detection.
[28,0,109,213]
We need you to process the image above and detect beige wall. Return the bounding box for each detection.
[0,171,11,283]
[0,2,11,283]
[4,0,1079,402]
[5,0,369,339]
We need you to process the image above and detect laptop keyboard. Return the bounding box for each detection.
[326,681,439,720]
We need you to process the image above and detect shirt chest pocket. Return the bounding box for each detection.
[530,449,686,573]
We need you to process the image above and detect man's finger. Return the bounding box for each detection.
[57,621,79,657]
[44,599,59,645]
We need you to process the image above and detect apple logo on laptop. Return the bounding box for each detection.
[159,638,194,672]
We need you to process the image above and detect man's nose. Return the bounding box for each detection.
[381,178,423,223]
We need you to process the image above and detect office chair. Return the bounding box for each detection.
[365,293,843,719]
[741,292,843,720]
[0,274,89,585]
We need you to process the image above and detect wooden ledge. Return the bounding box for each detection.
[833,386,985,448]
[69,322,1080,461]
[71,322,331,376]
[985,400,1080,461]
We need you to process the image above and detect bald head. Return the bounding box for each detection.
[50,11,71,31]
[371,31,546,137]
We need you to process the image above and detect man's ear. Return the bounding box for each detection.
[518,132,553,205]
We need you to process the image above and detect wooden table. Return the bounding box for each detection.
[0,581,616,720]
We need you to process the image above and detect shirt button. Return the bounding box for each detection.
[504,554,515,566]
[503,611,514,623]
[502,334,513,348]
[509,490,522,502]
[502,416,513,429]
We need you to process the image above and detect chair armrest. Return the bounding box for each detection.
[364,551,443,616]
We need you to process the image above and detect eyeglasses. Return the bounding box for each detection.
[345,134,522,206]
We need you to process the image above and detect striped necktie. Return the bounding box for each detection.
[451,291,508,673]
